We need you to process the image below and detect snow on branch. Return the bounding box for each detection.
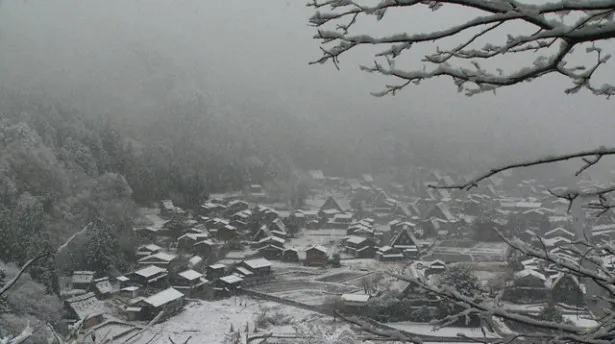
[427,146,615,212]
[308,0,615,96]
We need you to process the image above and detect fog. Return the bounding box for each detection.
[1,0,615,173]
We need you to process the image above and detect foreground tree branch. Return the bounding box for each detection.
[308,0,615,96]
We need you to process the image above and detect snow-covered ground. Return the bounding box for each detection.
[387,322,501,339]
[129,297,328,344]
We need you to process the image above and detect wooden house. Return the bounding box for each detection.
[513,269,547,288]
[72,271,95,290]
[136,244,162,258]
[130,265,168,289]
[548,273,585,306]
[215,275,244,295]
[427,260,446,275]
[375,246,404,261]
[341,294,371,310]
[137,287,185,320]
[344,236,376,258]
[174,270,210,297]
[193,239,217,256]
[93,277,114,299]
[389,229,420,259]
[253,235,286,250]
[65,292,105,329]
[206,264,226,281]
[240,258,273,277]
[258,245,284,260]
[427,203,456,222]
[177,233,210,252]
[138,252,177,269]
[318,196,343,218]
[120,286,140,299]
[199,202,227,218]
[268,218,288,238]
[282,248,299,262]
[544,227,575,240]
[304,245,328,267]
[225,200,249,217]
[327,213,353,229]
[218,225,238,242]
[159,200,176,218]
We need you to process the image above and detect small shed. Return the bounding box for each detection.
[282,248,299,262]
[120,286,140,299]
[305,245,328,267]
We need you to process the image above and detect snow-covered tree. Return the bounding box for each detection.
[309,0,615,97]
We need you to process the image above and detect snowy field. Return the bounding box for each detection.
[129,297,328,344]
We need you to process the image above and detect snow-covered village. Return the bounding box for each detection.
[45,168,612,344]
[3,1,615,344]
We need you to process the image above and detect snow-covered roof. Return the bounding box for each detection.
[116,276,129,282]
[346,236,368,245]
[219,275,243,284]
[514,269,546,281]
[121,286,139,292]
[243,258,272,269]
[138,244,162,252]
[67,292,106,319]
[143,288,184,308]
[306,245,327,254]
[209,263,226,269]
[341,293,371,303]
[134,265,166,278]
[235,267,253,276]
[178,270,202,281]
[139,252,176,263]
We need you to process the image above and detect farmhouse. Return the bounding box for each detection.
[389,229,420,259]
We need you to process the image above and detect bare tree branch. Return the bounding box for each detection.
[429,146,615,191]
[309,0,615,96]
[0,253,51,297]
